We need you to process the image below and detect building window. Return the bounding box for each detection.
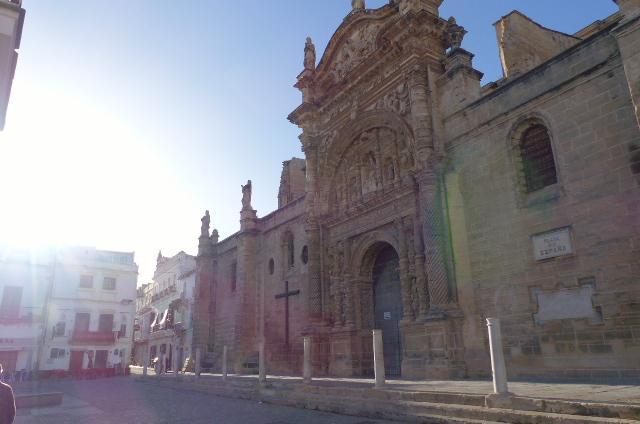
[98,314,114,333]
[268,258,275,275]
[301,246,309,265]
[53,321,66,337]
[102,277,116,291]
[285,232,295,268]
[79,275,94,289]
[74,312,90,333]
[230,262,237,292]
[118,323,127,338]
[518,124,558,193]
[50,348,65,359]
[0,286,22,319]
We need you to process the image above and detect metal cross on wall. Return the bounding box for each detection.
[274,281,300,346]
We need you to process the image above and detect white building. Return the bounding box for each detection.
[134,251,196,371]
[0,0,24,130]
[39,247,138,374]
[0,246,51,377]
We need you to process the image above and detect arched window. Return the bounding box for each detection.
[519,124,557,193]
[301,246,309,265]
[230,261,237,292]
[268,258,275,275]
[284,232,295,268]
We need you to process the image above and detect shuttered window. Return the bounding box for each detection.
[520,125,558,193]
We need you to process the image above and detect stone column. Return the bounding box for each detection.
[173,345,179,378]
[303,336,312,384]
[159,353,165,376]
[486,318,509,395]
[302,138,324,321]
[222,345,228,381]
[372,330,385,388]
[416,168,452,316]
[195,348,201,377]
[396,219,415,321]
[258,341,266,383]
[344,277,356,327]
[412,193,430,318]
[408,64,453,318]
[142,346,148,376]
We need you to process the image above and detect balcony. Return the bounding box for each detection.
[70,331,115,345]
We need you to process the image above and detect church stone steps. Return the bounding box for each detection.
[269,392,638,424]
[266,382,639,419]
[137,377,639,424]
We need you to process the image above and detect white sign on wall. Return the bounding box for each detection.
[532,227,574,261]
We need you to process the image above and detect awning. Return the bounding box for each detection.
[157,309,168,327]
[149,311,159,328]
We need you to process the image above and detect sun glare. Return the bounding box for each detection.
[0,81,195,273]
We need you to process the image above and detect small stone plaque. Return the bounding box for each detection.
[532,227,573,261]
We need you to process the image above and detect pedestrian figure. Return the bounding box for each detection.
[0,364,16,424]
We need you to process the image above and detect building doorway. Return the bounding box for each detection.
[69,350,84,373]
[372,244,403,377]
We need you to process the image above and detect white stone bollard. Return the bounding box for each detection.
[222,345,228,381]
[142,347,148,377]
[486,318,509,394]
[195,348,202,378]
[258,341,266,383]
[372,329,385,388]
[303,336,312,384]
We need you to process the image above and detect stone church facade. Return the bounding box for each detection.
[193,0,640,380]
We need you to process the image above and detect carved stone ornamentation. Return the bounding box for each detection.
[328,126,414,214]
[331,23,381,81]
[376,82,410,116]
[304,37,316,71]
[445,17,467,50]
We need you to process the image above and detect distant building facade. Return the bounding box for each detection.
[0,0,24,129]
[134,251,196,371]
[0,246,138,377]
[0,247,51,377]
[192,0,640,381]
[39,247,138,374]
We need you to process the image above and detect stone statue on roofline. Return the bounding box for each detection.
[352,0,365,11]
[446,16,467,51]
[200,210,210,238]
[304,37,316,71]
[241,180,253,210]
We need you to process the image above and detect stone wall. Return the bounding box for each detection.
[444,24,640,378]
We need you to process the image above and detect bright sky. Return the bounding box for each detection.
[0,0,618,284]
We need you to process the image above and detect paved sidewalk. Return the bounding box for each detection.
[130,366,640,405]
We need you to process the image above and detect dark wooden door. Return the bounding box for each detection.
[69,351,84,373]
[94,350,108,369]
[373,245,403,377]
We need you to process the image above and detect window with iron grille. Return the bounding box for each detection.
[102,277,116,290]
[519,124,558,193]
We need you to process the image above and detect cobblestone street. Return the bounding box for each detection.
[14,377,394,424]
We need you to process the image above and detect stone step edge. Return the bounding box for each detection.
[155,376,640,420]
[293,384,640,420]
[263,392,639,424]
[137,378,639,424]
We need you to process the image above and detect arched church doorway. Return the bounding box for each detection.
[372,244,403,377]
